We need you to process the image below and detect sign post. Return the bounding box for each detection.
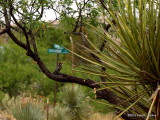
[56,54,59,67]
[47,44,69,107]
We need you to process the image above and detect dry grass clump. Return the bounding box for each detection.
[89,112,124,120]
[0,111,15,120]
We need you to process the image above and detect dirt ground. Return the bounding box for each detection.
[90,112,124,120]
[0,112,15,120]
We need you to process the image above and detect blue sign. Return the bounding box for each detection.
[48,49,62,53]
[61,49,69,54]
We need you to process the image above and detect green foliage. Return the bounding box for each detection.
[58,0,101,27]
[0,42,55,98]
[37,26,70,47]
[0,44,33,96]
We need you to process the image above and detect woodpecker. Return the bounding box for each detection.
[53,63,62,74]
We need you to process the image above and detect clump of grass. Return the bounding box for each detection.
[48,105,71,120]
[2,94,46,120]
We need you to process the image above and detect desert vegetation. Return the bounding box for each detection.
[0,0,160,120]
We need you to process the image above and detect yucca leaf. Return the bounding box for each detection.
[113,93,146,120]
[89,99,125,111]
[146,90,158,120]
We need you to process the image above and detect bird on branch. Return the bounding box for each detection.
[53,63,63,74]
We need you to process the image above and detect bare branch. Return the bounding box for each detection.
[9,1,31,54]
[9,6,23,29]
[28,30,38,55]
[10,26,19,32]
[0,29,7,35]
[72,0,91,33]
[64,32,80,35]
[3,7,10,30]
[99,0,109,12]
[35,1,44,20]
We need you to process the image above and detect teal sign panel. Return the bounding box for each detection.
[61,49,69,54]
[48,44,69,54]
[48,49,62,53]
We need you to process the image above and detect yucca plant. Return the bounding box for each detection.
[3,94,46,120]
[48,105,71,120]
[59,85,93,120]
[73,0,160,120]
